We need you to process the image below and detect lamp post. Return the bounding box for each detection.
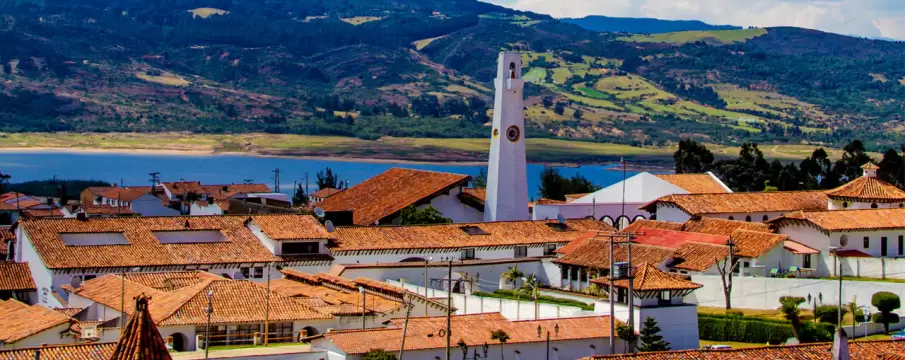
[521,277,539,319]
[457,341,489,360]
[204,288,214,359]
[119,266,141,335]
[359,286,366,330]
[425,256,433,317]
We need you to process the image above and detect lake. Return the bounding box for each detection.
[0,151,643,198]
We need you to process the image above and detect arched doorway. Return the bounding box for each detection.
[615,215,630,230]
[632,215,646,223]
[601,216,614,227]
[171,332,187,352]
[302,326,319,337]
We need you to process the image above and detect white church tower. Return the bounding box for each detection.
[484,52,529,221]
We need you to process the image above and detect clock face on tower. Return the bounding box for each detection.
[506,125,521,142]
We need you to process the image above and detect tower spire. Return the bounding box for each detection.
[484,52,529,221]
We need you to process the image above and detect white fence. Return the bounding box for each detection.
[388,280,593,320]
[688,275,905,314]
[839,256,905,279]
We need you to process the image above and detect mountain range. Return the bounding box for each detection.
[1,0,904,151]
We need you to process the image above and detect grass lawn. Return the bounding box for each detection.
[620,28,768,45]
[523,68,548,83]
[136,72,191,87]
[552,68,572,84]
[413,36,446,50]
[699,340,768,349]
[340,16,382,25]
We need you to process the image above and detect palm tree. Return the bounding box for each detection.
[501,266,524,290]
[490,329,510,360]
[518,274,539,298]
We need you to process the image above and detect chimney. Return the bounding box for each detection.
[832,326,849,360]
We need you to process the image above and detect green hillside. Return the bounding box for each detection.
[619,28,768,45]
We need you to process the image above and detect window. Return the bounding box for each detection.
[864,237,870,249]
[84,275,97,281]
[728,216,734,221]
[743,262,750,268]
[282,242,319,255]
[882,237,889,257]
[899,236,904,256]
[240,267,250,279]
[872,203,879,209]
[762,215,769,222]
[267,322,294,343]
[843,202,849,208]
[154,231,226,244]
[460,248,475,260]
[544,244,557,256]
[61,232,129,246]
[459,226,489,235]
[804,254,812,268]
[745,216,752,222]
[514,246,528,258]
[253,267,264,279]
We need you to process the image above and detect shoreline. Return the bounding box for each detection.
[0,146,665,169]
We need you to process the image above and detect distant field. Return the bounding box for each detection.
[187,8,229,19]
[0,132,863,164]
[523,68,547,83]
[135,72,191,87]
[413,36,446,50]
[713,84,829,122]
[620,28,768,45]
[341,16,382,25]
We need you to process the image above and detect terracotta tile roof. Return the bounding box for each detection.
[324,313,617,355]
[200,183,273,200]
[826,176,905,202]
[619,219,684,234]
[784,240,819,255]
[632,228,729,248]
[730,230,789,258]
[109,294,172,360]
[15,199,43,209]
[654,174,729,194]
[320,168,471,226]
[122,271,222,291]
[670,242,728,272]
[55,307,85,318]
[771,208,905,232]
[98,187,153,202]
[583,339,905,359]
[640,191,828,215]
[835,249,873,258]
[682,217,774,236]
[0,262,36,291]
[554,231,598,255]
[24,207,66,218]
[554,237,677,269]
[565,193,591,202]
[0,342,116,360]
[250,214,335,241]
[162,181,203,196]
[77,204,136,216]
[534,198,567,205]
[311,188,344,199]
[331,219,613,252]
[19,215,284,269]
[67,273,331,327]
[591,263,702,292]
[0,299,72,343]
[460,188,486,203]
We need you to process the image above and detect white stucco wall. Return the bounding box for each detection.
[427,186,484,223]
[15,231,59,307]
[0,323,73,349]
[654,206,692,223]
[313,337,623,360]
[337,260,550,293]
[189,202,224,216]
[532,203,649,223]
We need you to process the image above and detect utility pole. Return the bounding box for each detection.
[602,231,640,355]
[445,260,453,360]
[546,330,550,360]
[272,169,281,193]
[204,289,214,359]
[626,232,634,353]
[264,262,271,346]
[304,173,310,204]
[837,249,843,327]
[360,286,367,330]
[398,297,414,360]
[424,258,430,317]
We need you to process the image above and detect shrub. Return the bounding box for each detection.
[814,305,848,325]
[798,322,835,343]
[726,309,744,318]
[698,315,794,344]
[872,291,902,334]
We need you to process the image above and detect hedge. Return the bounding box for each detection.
[698,314,834,344]
[473,290,595,311]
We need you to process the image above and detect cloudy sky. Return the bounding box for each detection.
[486,0,905,40]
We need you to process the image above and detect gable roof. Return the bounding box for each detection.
[311,188,344,199]
[97,187,153,202]
[323,313,617,355]
[75,204,136,216]
[640,191,829,215]
[770,208,905,232]
[320,168,471,226]
[0,343,116,360]
[0,299,72,344]
[583,339,905,359]
[250,214,335,241]
[730,229,789,258]
[0,262,37,292]
[681,217,774,236]
[619,219,685,234]
[632,228,729,248]
[592,263,702,292]
[654,173,730,194]
[554,236,677,269]
[670,242,729,272]
[66,272,331,327]
[19,215,293,269]
[826,175,905,203]
[109,294,172,360]
[572,172,689,204]
[331,219,613,252]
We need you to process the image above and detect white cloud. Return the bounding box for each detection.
[487,0,905,39]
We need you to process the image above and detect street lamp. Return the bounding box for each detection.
[425,256,433,317]
[359,286,366,330]
[204,288,214,359]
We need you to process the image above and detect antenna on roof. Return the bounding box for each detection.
[314,207,325,218]
[325,220,335,233]
[557,213,565,224]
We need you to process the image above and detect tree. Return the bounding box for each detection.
[714,240,739,309]
[833,140,873,182]
[616,323,638,352]
[399,206,452,225]
[501,265,524,290]
[779,296,806,339]
[0,170,11,194]
[316,167,345,190]
[799,148,839,189]
[472,168,487,189]
[871,291,901,334]
[518,273,539,301]
[292,183,308,207]
[538,167,600,201]
[490,329,510,360]
[673,139,714,173]
[638,317,670,352]
[362,349,397,360]
[573,108,583,119]
[814,305,847,325]
[878,147,905,189]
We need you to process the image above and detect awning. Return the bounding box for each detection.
[833,249,873,258]
[783,240,820,255]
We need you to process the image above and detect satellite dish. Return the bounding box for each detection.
[325,220,335,233]
[557,213,566,224]
[374,220,380,226]
[314,207,325,218]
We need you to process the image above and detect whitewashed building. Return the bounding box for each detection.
[533,172,731,227]
[0,299,78,349]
